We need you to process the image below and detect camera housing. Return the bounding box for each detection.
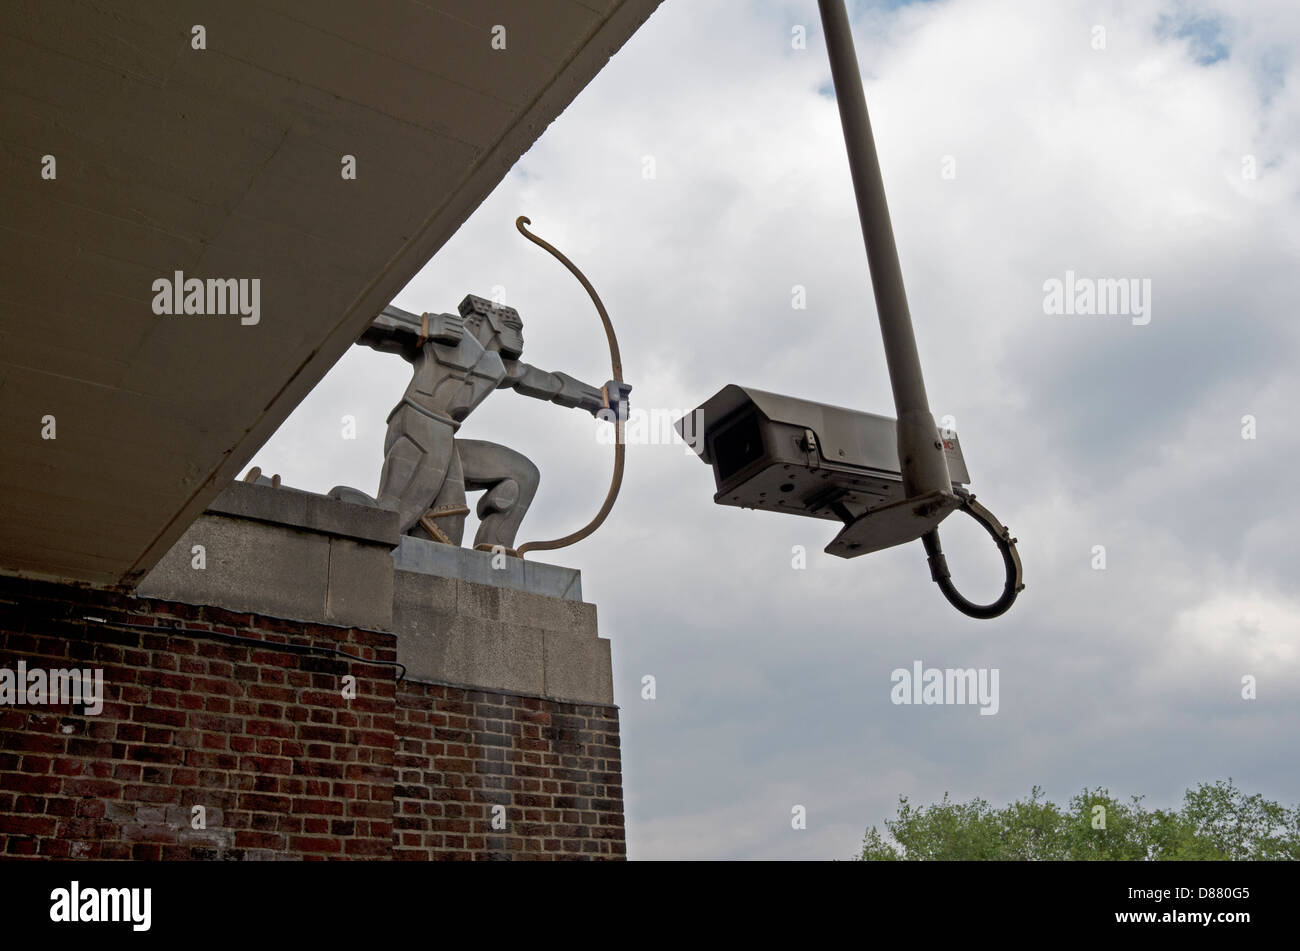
[677,385,970,557]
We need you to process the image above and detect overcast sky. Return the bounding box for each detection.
[250,0,1300,859]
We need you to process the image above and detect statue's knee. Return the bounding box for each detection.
[515,457,540,496]
[477,479,520,517]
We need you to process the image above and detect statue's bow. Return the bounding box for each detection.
[513,216,626,558]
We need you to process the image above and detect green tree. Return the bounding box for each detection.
[856,779,1300,860]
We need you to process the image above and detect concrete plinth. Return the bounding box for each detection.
[137,481,615,705]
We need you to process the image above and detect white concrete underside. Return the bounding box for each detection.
[0,0,660,586]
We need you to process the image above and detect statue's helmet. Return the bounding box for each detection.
[458,294,524,359]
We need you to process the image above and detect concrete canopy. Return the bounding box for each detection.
[0,0,661,587]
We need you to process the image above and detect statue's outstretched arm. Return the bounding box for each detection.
[501,360,630,419]
[357,306,464,359]
[500,360,603,413]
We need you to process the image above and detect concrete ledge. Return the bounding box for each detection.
[136,513,396,632]
[392,569,613,705]
[209,481,399,547]
[393,535,582,601]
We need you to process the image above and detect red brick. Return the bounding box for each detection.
[1,577,624,862]
[289,836,341,854]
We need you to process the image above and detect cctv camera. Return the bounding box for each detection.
[676,385,970,557]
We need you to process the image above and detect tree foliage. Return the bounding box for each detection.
[857,780,1300,860]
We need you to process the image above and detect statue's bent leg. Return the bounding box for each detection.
[425,445,469,545]
[377,405,455,536]
[458,439,540,551]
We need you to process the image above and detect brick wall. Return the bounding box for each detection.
[0,575,625,860]
[394,685,625,859]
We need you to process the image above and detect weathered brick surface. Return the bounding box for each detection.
[394,684,625,860]
[0,575,624,860]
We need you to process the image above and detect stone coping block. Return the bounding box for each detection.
[393,535,583,601]
[136,512,396,632]
[391,570,612,705]
[209,480,399,546]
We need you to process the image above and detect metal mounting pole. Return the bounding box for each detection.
[818,0,951,502]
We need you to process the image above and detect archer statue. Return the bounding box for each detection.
[329,292,631,554]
